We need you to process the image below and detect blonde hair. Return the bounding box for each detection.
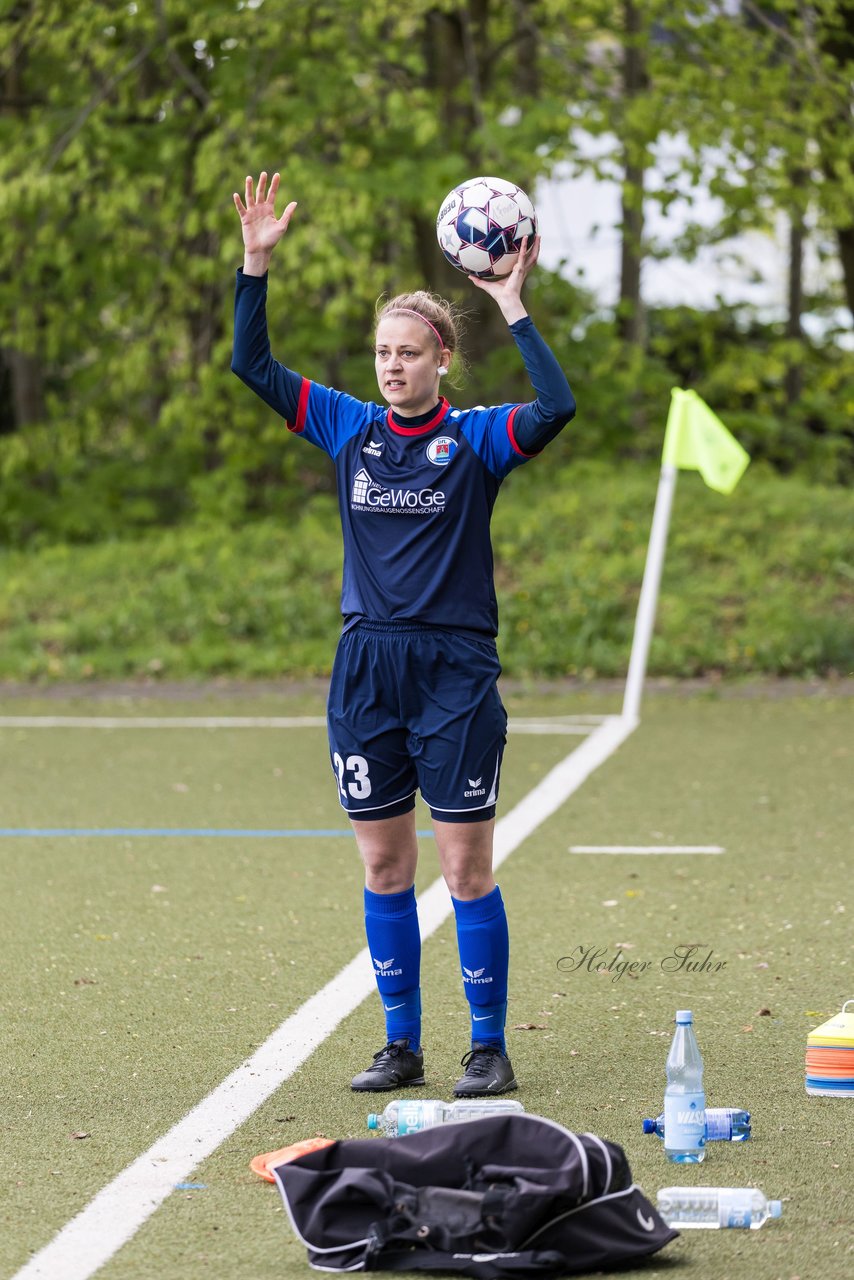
[375,290,467,384]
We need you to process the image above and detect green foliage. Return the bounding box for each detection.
[1,466,851,682]
[492,461,854,679]
[523,275,854,480]
[2,2,853,554]
[647,305,854,483]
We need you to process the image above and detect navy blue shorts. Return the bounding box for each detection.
[326,621,507,824]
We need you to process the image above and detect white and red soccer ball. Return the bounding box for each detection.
[436,176,538,279]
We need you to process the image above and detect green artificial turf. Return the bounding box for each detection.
[1,688,851,1280]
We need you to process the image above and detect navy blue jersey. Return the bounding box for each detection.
[232,271,575,637]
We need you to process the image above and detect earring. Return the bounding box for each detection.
[437,366,448,376]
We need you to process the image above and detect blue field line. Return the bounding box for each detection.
[0,827,436,838]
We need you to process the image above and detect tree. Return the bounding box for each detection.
[1,0,851,547]
[0,0,560,538]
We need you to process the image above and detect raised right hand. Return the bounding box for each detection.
[233,171,297,256]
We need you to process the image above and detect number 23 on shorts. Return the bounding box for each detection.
[333,752,372,800]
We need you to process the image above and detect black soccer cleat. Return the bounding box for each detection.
[351,1039,426,1092]
[453,1042,518,1097]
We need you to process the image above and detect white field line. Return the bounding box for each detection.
[569,845,725,854]
[11,713,637,1280]
[506,721,593,735]
[0,715,602,734]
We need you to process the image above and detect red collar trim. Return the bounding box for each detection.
[386,398,450,436]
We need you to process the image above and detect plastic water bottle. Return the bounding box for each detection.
[367,1097,524,1136]
[664,1010,705,1163]
[643,1108,751,1142]
[657,1187,782,1229]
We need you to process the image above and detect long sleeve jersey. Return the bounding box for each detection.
[232,270,576,637]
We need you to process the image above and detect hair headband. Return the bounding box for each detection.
[390,308,447,351]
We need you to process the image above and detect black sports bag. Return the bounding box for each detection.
[271,1112,678,1276]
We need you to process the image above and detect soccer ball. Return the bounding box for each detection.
[436,176,537,279]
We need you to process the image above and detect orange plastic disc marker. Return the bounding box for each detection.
[250,1137,335,1183]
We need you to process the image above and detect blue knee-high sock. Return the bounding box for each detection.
[364,885,421,1050]
[452,885,509,1053]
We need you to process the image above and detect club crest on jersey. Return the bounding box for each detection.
[426,435,457,466]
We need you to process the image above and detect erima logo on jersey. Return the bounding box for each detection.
[426,436,457,466]
[362,439,384,457]
[373,956,403,977]
[465,775,486,797]
[463,966,493,985]
[352,468,446,513]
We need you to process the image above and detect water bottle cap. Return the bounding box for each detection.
[367,1114,379,1129]
[675,1010,693,1022]
[770,1201,782,1218]
[642,1119,656,1133]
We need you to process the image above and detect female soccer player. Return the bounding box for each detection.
[232,172,575,1096]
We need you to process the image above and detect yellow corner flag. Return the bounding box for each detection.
[662,388,750,494]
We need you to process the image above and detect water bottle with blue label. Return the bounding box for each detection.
[663,1010,705,1163]
[367,1097,523,1136]
[643,1108,751,1142]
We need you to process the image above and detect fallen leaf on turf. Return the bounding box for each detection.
[513,1023,546,1030]
[741,1025,754,1032]
[757,1007,772,1016]
[70,1131,90,1140]
[73,977,96,986]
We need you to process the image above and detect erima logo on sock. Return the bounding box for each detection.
[465,775,485,797]
[463,966,493,985]
[373,956,403,977]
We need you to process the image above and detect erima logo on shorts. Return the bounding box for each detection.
[352,468,446,513]
[465,775,485,797]
[373,957,403,977]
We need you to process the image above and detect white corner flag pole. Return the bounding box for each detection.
[622,462,678,723]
